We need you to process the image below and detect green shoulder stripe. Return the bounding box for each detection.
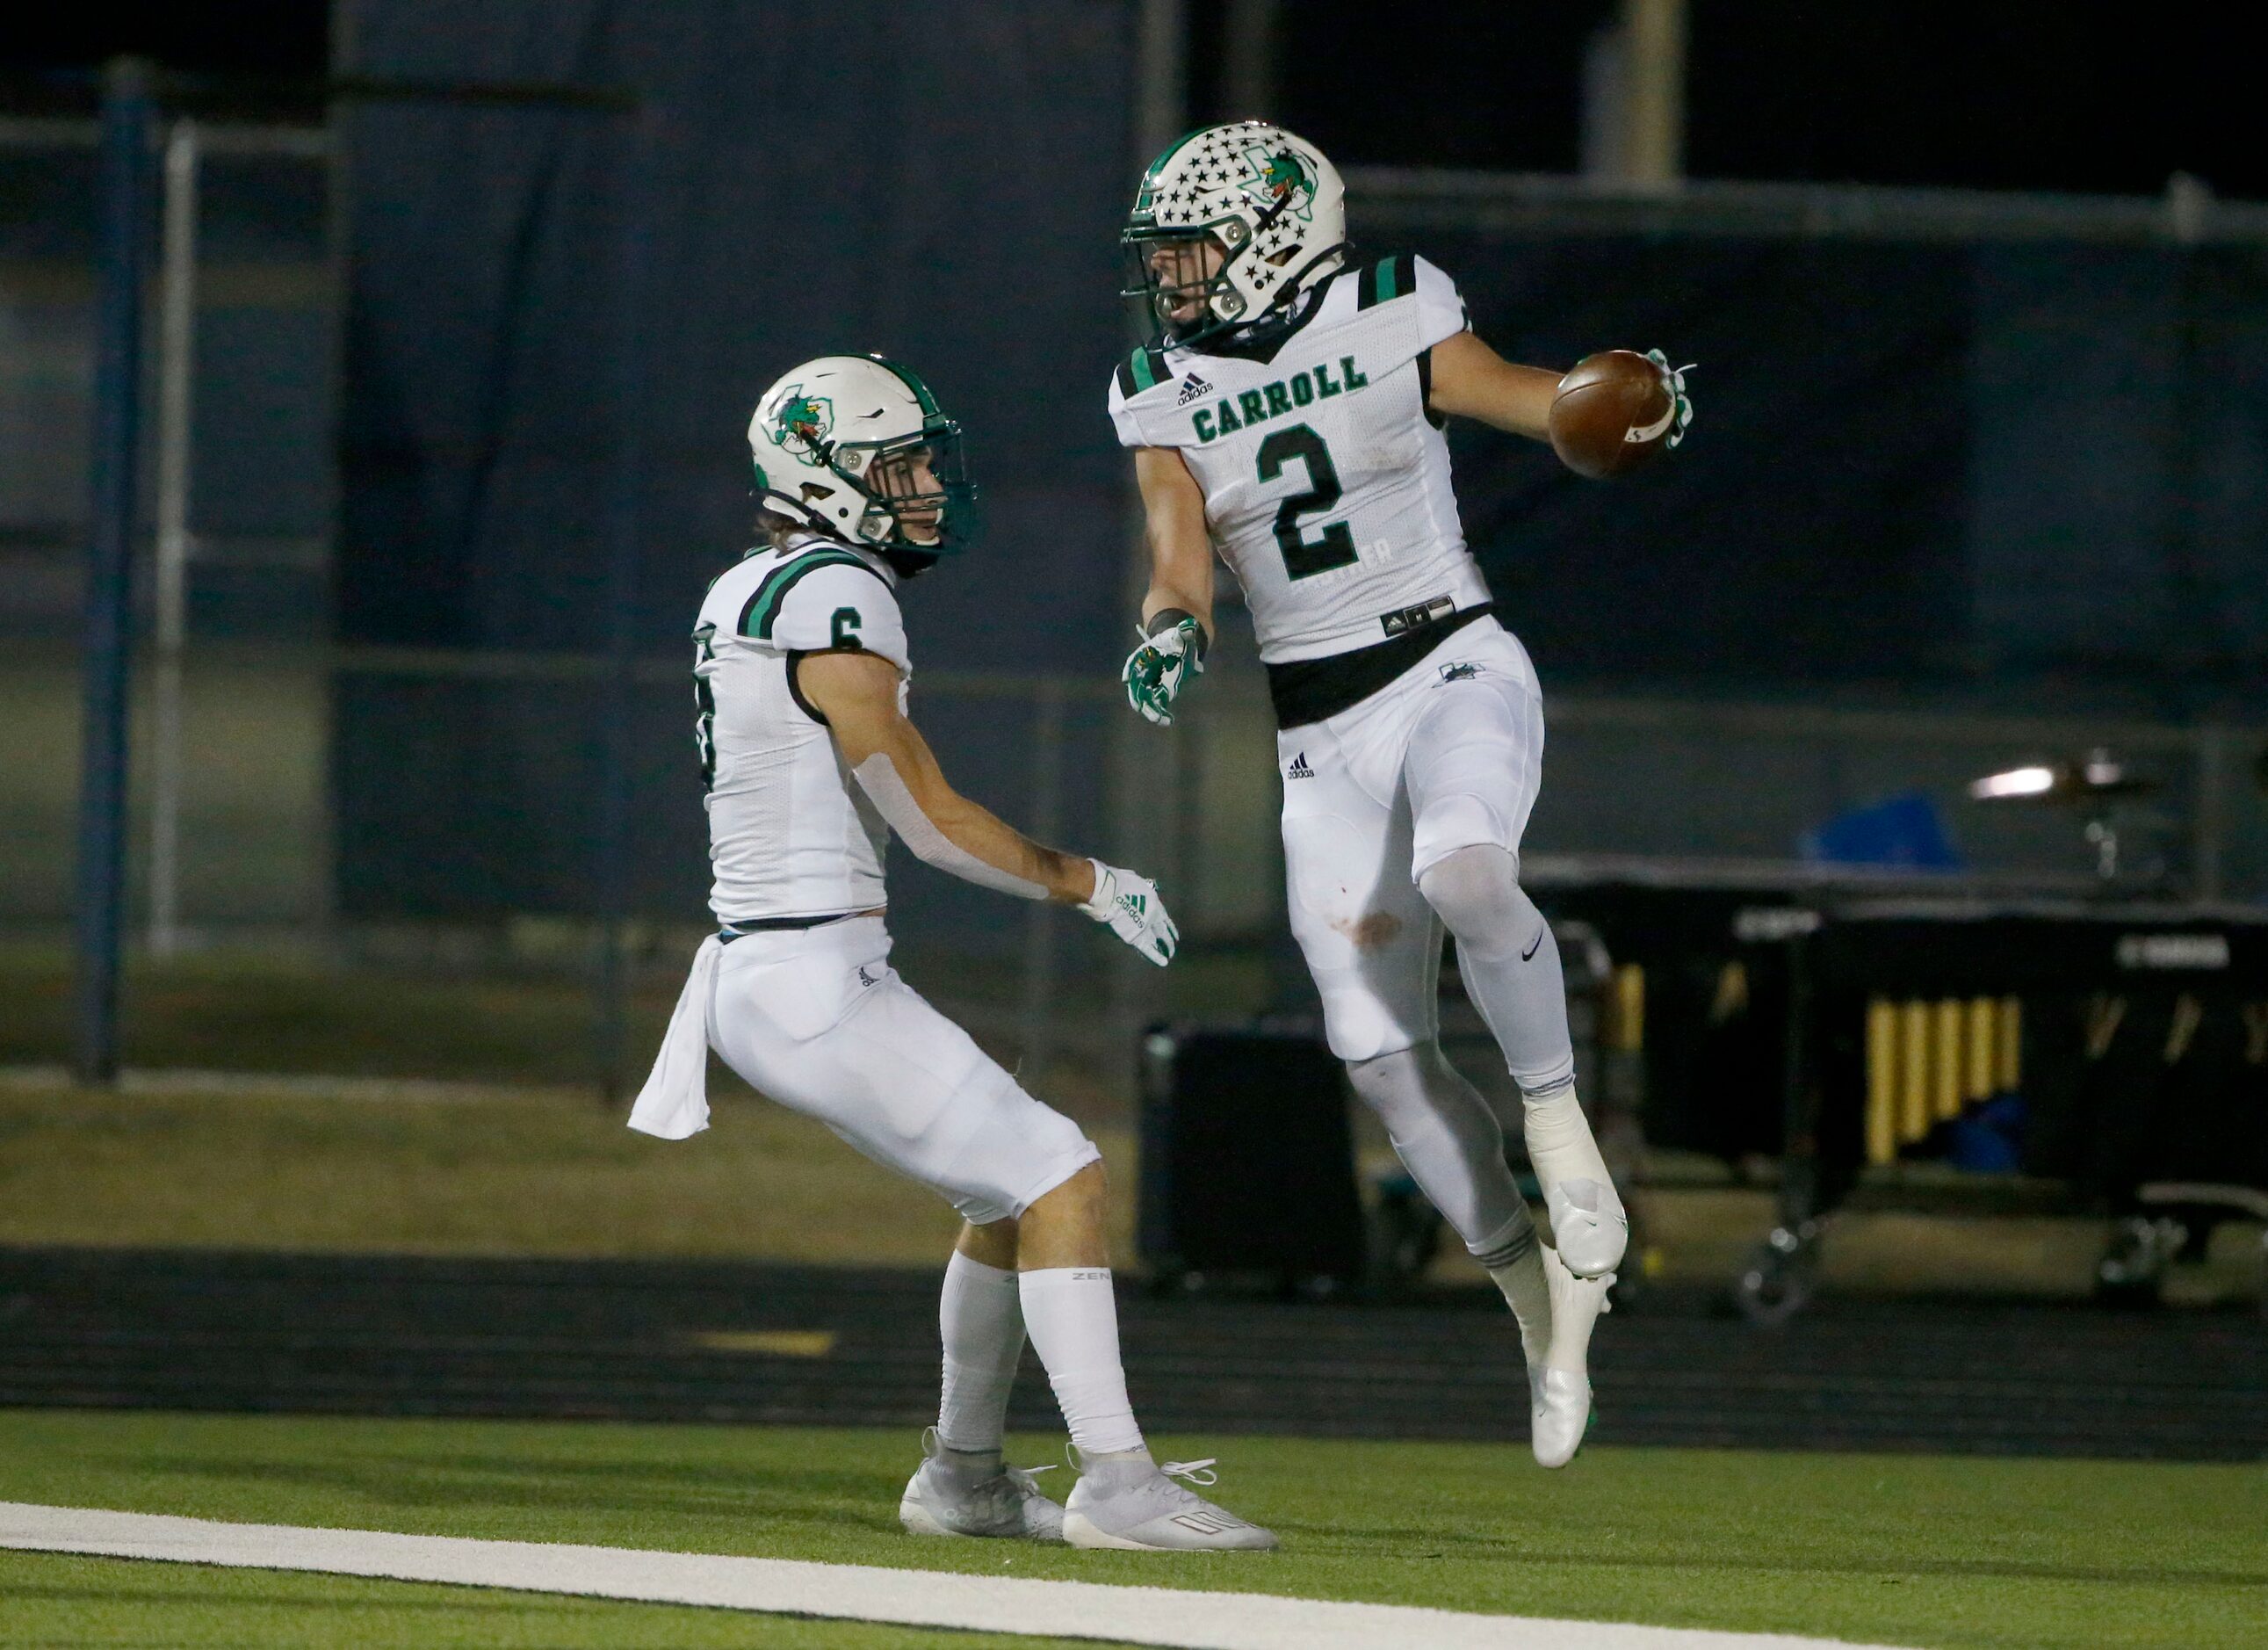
[1356,253,1415,310]
[738,549,883,640]
[1116,345,1169,399]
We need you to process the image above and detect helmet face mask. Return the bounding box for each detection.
[1119,121,1347,351]
[832,423,974,553]
[1124,228,1239,343]
[748,355,979,563]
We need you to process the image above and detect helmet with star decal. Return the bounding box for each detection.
[1120,120,1347,351]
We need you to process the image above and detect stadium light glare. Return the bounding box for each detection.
[1969,764,2058,800]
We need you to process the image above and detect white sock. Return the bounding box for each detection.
[1017,1267,1145,1458]
[1473,1212,1551,1368]
[936,1251,1024,1455]
[1523,1085,1614,1203]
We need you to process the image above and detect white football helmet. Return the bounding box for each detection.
[1121,120,1348,349]
[747,354,976,554]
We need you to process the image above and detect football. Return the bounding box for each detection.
[1549,350,1676,479]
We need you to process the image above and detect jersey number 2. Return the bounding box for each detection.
[1255,423,1357,580]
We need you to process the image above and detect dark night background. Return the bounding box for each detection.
[9,4,2260,197]
[8,2,2265,923]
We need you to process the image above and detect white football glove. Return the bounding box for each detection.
[1122,615,1206,727]
[1643,349,1696,449]
[1080,860,1179,966]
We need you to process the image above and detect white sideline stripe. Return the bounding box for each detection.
[0,1502,1901,1650]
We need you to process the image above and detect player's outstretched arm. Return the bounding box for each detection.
[1124,446,1214,727]
[1424,330,1563,440]
[802,650,1090,901]
[1136,446,1214,636]
[799,649,1181,963]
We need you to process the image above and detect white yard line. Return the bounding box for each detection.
[0,1502,1905,1650]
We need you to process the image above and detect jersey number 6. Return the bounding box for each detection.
[1255,423,1358,581]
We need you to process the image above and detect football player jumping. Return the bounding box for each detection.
[632,354,1274,1551]
[1109,124,1693,1468]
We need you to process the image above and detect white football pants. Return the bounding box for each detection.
[707,915,1099,1225]
[1276,613,1564,1077]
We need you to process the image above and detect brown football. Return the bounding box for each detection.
[1549,350,1674,479]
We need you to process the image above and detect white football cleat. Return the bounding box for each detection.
[1545,1177,1629,1278]
[1533,1242,1613,1469]
[899,1429,1065,1542]
[1062,1448,1278,1552]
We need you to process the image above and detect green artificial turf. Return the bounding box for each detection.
[0,1411,2259,1649]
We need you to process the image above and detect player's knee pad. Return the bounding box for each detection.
[1416,843,1540,962]
[1411,794,1514,885]
[928,1061,1100,1227]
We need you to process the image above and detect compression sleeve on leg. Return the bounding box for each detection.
[1344,1044,1525,1250]
[937,1250,1025,1454]
[1421,844,1625,1275]
[1017,1267,1145,1458]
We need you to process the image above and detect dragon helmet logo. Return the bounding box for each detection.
[772,388,834,459]
[1245,146,1315,221]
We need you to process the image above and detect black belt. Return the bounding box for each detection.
[1266,602,1492,729]
[719,910,865,943]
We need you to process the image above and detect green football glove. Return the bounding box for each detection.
[1123,613,1207,727]
[1643,349,1696,449]
[1080,860,1180,966]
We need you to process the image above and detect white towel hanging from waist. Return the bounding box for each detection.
[627,933,723,1140]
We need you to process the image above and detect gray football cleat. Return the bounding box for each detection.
[1533,1242,1613,1469]
[899,1429,1065,1541]
[1546,1177,1629,1278]
[1062,1448,1278,1552]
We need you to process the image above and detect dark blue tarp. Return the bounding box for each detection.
[334,1,2268,919]
[335,0,1138,917]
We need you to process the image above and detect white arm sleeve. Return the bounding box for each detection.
[1412,254,1471,351]
[851,753,1049,901]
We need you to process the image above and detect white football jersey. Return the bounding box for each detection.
[1108,253,1485,664]
[693,532,910,923]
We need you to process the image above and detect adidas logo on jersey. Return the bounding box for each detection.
[1439,661,1481,683]
[856,966,879,988]
[1286,752,1315,780]
[1175,372,1214,407]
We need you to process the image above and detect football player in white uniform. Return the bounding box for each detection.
[632,354,1273,1551]
[1108,124,1693,1468]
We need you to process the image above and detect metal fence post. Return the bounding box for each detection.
[594,104,650,1103]
[148,117,201,958]
[74,58,155,1086]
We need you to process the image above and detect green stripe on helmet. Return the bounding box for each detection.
[864,354,940,418]
[1140,127,1210,185]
